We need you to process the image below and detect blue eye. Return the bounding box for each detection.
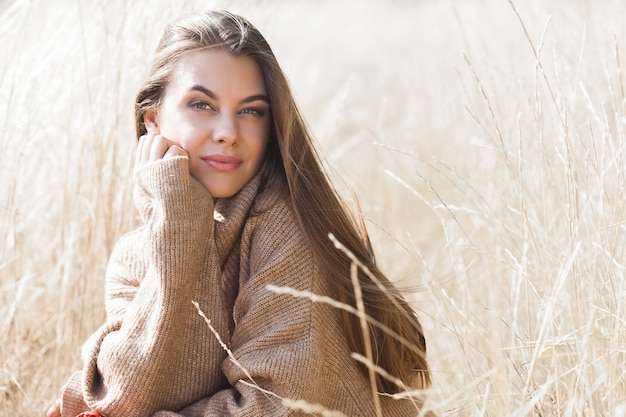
[240,107,264,116]
[191,101,213,111]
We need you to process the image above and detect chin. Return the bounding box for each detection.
[201,176,249,199]
[205,185,238,199]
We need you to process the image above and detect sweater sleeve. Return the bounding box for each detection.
[61,156,227,417]
[151,203,330,417]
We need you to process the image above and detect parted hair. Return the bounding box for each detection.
[135,10,430,393]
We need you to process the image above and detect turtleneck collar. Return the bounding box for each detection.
[213,175,262,265]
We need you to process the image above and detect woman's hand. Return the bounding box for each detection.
[46,397,61,417]
[135,131,188,174]
[133,130,209,219]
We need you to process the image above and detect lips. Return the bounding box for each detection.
[202,154,242,171]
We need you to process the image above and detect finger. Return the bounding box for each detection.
[134,134,152,173]
[136,135,146,168]
[149,135,171,161]
[164,145,189,159]
[46,402,61,417]
[143,131,157,163]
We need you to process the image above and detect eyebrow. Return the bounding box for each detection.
[190,84,270,104]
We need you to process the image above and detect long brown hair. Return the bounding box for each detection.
[135,10,430,393]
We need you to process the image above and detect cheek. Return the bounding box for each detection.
[255,140,269,165]
[160,118,202,149]
[243,122,270,160]
[253,126,271,162]
[155,109,177,139]
[156,103,201,146]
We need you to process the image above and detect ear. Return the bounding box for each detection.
[143,108,159,133]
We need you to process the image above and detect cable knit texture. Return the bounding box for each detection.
[59,156,423,417]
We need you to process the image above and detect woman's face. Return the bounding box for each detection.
[145,49,271,198]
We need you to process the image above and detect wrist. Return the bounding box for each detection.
[134,157,213,220]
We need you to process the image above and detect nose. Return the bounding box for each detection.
[213,113,238,145]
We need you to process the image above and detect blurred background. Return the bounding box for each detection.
[2,0,626,415]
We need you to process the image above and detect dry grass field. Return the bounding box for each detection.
[2,0,626,415]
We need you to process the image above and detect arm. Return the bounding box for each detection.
[61,153,226,417]
[93,156,218,412]
[57,227,144,417]
[151,202,327,417]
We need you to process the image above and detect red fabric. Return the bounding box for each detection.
[76,411,105,417]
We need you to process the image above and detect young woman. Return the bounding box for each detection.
[48,10,430,417]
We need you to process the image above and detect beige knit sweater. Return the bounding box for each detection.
[59,157,424,417]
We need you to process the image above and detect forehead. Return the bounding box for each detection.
[168,49,267,96]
